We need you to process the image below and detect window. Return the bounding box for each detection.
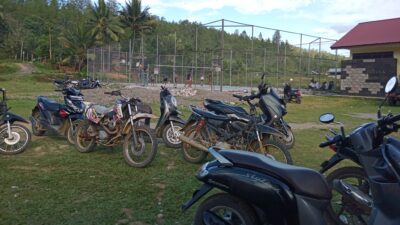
[352,51,394,59]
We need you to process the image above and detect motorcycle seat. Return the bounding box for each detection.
[92,105,114,117]
[38,96,61,112]
[192,107,230,121]
[220,150,331,199]
[204,100,249,117]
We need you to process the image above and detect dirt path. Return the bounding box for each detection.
[16,63,34,74]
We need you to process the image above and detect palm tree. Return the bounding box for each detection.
[120,0,155,38]
[58,23,95,71]
[89,0,124,45]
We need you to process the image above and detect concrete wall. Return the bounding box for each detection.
[341,58,397,96]
[350,43,400,76]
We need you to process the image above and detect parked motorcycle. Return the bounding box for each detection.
[204,74,295,149]
[54,75,76,89]
[182,77,400,225]
[78,77,101,89]
[0,88,31,155]
[154,86,185,148]
[30,88,85,145]
[283,83,301,104]
[74,90,157,168]
[179,104,291,164]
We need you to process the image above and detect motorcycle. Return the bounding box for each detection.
[74,90,157,168]
[0,88,31,155]
[179,104,292,164]
[78,77,101,89]
[204,74,295,149]
[30,88,85,145]
[182,77,400,225]
[154,86,185,148]
[283,83,301,104]
[54,75,78,89]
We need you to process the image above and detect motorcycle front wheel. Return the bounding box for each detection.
[0,124,31,155]
[181,126,208,164]
[162,123,184,148]
[194,193,260,225]
[249,138,293,164]
[74,121,96,153]
[326,167,371,225]
[123,125,157,168]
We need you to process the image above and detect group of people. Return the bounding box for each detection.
[308,79,335,91]
[161,70,206,88]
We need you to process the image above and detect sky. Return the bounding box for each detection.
[128,0,400,53]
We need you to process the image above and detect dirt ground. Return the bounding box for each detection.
[81,84,241,107]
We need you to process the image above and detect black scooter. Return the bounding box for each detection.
[154,86,185,148]
[182,77,400,225]
[204,74,295,149]
[30,88,86,145]
[0,88,31,155]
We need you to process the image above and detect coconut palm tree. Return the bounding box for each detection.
[89,0,124,45]
[119,0,155,38]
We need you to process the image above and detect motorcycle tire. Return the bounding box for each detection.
[67,120,81,145]
[74,121,96,153]
[249,138,293,164]
[162,123,184,148]
[123,125,157,168]
[194,193,260,225]
[31,109,45,136]
[181,126,208,164]
[0,124,31,155]
[273,125,295,149]
[326,166,371,225]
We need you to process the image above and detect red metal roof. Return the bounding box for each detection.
[331,17,400,49]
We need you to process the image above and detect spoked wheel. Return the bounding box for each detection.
[31,109,45,136]
[162,123,184,148]
[0,124,31,155]
[273,122,295,149]
[123,125,157,168]
[194,193,260,225]
[74,121,96,153]
[181,126,208,164]
[326,167,371,225]
[67,120,81,145]
[249,138,293,164]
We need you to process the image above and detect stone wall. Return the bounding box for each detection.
[341,58,397,96]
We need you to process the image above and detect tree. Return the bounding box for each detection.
[272,30,281,46]
[58,23,94,71]
[233,29,239,36]
[89,0,124,45]
[120,0,155,38]
[240,30,248,39]
[258,32,263,41]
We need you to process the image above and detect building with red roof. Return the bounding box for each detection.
[331,18,400,96]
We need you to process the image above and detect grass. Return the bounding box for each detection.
[1,62,400,224]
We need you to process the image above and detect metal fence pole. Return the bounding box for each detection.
[299,34,303,89]
[229,49,232,87]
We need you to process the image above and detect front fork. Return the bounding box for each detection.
[128,104,139,146]
[6,121,12,138]
[255,128,264,152]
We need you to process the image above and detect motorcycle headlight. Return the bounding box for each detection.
[171,96,178,107]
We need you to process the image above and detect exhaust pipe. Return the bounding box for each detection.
[333,179,373,211]
[179,135,209,152]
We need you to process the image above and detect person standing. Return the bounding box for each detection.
[186,70,193,88]
[200,74,204,86]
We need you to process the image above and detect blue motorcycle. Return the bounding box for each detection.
[30,88,86,144]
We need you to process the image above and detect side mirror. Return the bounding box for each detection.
[385,76,398,94]
[320,113,335,124]
[243,89,248,93]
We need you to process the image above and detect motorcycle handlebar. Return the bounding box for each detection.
[232,94,243,100]
[386,114,400,125]
[319,135,341,148]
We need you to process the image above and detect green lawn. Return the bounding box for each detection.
[1,63,400,224]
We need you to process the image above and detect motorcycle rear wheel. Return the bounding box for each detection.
[31,109,45,136]
[326,167,371,225]
[67,120,81,145]
[194,193,260,225]
[181,126,208,164]
[273,122,295,149]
